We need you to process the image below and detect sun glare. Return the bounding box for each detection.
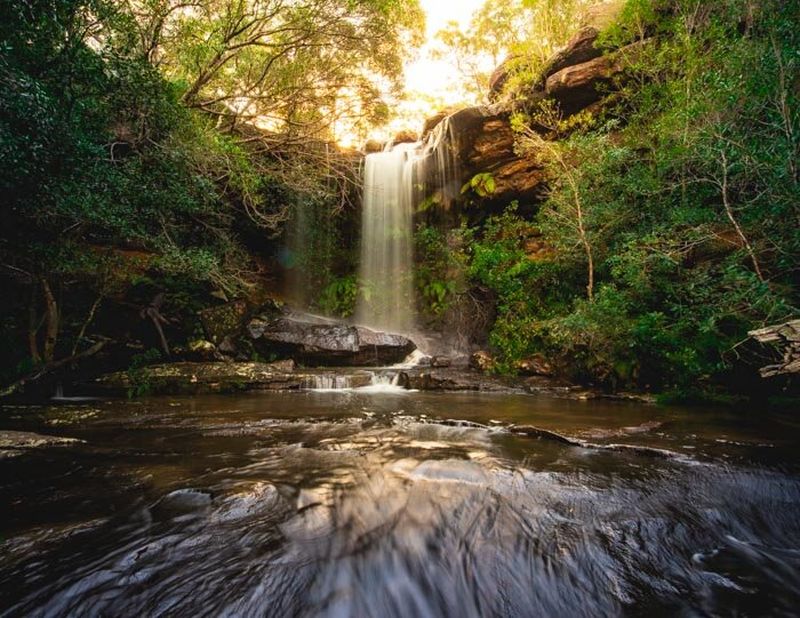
[337,0,489,148]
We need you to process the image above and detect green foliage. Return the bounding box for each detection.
[475,0,800,391]
[317,275,359,318]
[461,172,496,198]
[0,0,422,377]
[432,0,597,103]
[414,224,471,322]
[126,348,163,398]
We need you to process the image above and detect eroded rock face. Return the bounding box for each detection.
[544,43,643,114]
[434,107,546,205]
[540,26,606,86]
[248,317,416,366]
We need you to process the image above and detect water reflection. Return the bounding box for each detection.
[1,393,799,616]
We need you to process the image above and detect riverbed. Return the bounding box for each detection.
[1,391,799,616]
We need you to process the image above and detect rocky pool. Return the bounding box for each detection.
[1,391,799,616]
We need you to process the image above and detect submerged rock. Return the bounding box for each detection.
[0,430,82,458]
[247,317,416,366]
[401,368,523,392]
[152,489,213,519]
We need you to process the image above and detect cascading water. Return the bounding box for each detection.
[356,145,417,333]
[356,118,461,334]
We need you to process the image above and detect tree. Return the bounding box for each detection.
[432,0,598,103]
[145,0,424,140]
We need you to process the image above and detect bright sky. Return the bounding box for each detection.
[405,0,486,99]
[356,0,490,145]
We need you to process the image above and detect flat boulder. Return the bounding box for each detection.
[248,317,416,366]
[89,361,303,396]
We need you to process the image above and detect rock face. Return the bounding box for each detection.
[199,300,248,343]
[432,107,546,206]
[423,0,631,212]
[540,27,606,86]
[247,317,416,366]
[545,42,643,114]
[87,361,390,395]
[89,360,299,395]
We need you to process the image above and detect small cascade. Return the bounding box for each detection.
[301,370,413,393]
[356,371,413,394]
[356,117,461,333]
[302,374,362,390]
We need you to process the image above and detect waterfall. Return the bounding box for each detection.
[356,117,461,333]
[356,144,417,332]
[285,199,334,308]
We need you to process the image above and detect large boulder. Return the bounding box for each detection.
[540,26,605,86]
[544,42,645,114]
[247,317,416,366]
[199,300,248,343]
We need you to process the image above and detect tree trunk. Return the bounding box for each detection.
[71,294,103,357]
[28,284,41,364]
[40,277,59,363]
[720,151,764,282]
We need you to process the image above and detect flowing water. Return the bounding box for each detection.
[356,145,417,333]
[1,392,799,616]
[356,119,461,334]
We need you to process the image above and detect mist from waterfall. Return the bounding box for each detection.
[356,117,461,334]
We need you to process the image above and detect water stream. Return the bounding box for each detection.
[2,393,799,616]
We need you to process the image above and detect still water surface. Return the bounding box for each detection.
[1,392,799,616]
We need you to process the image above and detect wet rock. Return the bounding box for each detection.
[199,300,248,343]
[420,106,546,206]
[267,359,296,372]
[401,368,522,392]
[88,361,307,396]
[87,361,376,396]
[248,317,416,366]
[431,356,452,368]
[188,339,217,361]
[152,489,212,518]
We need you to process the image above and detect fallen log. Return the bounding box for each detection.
[749,320,800,378]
